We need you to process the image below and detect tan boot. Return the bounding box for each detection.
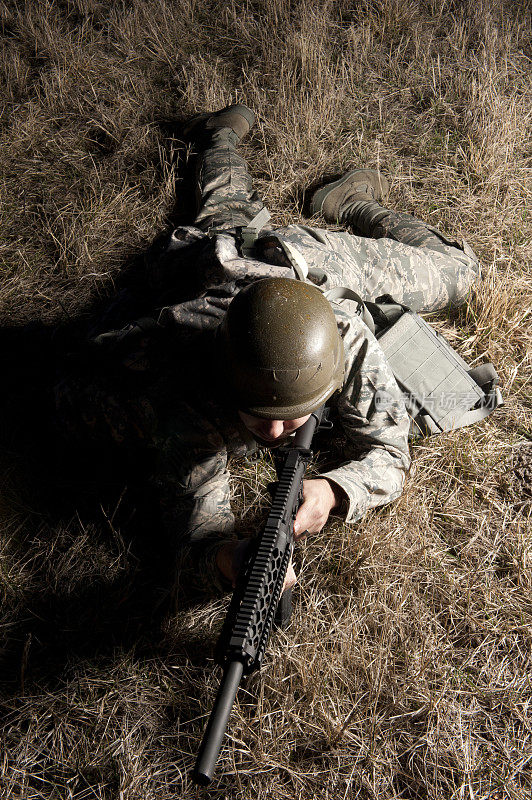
[310,169,389,223]
[184,103,255,141]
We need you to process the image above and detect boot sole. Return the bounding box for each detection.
[310,169,389,216]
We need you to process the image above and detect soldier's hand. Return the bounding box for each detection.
[216,539,252,588]
[282,558,297,592]
[293,478,343,540]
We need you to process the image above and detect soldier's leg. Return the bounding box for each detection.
[267,209,479,313]
[269,172,480,312]
[261,220,476,312]
[188,105,269,234]
[348,200,480,311]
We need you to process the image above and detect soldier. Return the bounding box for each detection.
[55,103,480,596]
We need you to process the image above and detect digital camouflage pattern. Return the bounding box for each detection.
[264,213,480,313]
[55,121,480,595]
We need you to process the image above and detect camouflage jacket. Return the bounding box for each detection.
[56,226,411,594]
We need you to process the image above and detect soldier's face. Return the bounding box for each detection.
[238,412,311,445]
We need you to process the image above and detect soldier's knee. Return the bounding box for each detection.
[448,247,481,306]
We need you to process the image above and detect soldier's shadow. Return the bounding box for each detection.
[0,321,188,693]
[0,120,219,694]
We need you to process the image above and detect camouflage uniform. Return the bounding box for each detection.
[55,126,480,595]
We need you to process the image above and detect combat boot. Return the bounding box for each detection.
[310,169,389,227]
[184,103,255,142]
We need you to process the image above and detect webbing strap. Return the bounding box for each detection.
[323,287,376,335]
[468,363,499,388]
[261,235,328,284]
[453,387,504,427]
[240,207,271,256]
[412,386,503,436]
[273,239,309,280]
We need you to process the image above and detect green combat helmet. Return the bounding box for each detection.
[219,278,345,419]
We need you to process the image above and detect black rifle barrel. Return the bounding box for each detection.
[193,660,244,785]
[294,406,323,448]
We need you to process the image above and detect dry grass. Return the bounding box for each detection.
[1,0,531,797]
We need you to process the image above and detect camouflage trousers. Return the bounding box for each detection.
[194,128,480,313]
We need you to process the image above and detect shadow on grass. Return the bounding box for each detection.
[0,318,194,695]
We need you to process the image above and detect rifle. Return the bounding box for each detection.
[192,405,329,785]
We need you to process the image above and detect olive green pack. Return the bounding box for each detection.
[324,287,503,438]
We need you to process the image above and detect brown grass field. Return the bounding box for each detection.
[1,0,531,797]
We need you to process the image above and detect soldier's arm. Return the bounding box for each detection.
[155,460,239,596]
[316,309,411,523]
[153,407,240,596]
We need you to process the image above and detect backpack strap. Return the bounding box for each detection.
[468,363,499,388]
[451,389,504,428]
[366,295,407,332]
[323,286,376,335]
[240,207,271,256]
[454,363,504,427]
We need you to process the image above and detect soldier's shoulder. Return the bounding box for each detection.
[330,300,372,345]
